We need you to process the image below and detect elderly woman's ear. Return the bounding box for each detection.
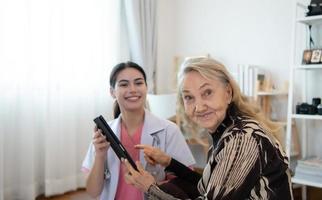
[226,84,233,104]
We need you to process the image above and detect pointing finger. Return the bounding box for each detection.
[135,144,149,149]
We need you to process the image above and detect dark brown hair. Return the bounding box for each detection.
[109,61,147,118]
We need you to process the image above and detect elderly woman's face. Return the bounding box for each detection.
[181,71,232,132]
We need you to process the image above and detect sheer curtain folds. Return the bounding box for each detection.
[123,0,158,93]
[0,0,120,199]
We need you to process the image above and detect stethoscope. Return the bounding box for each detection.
[151,133,161,148]
[145,133,162,178]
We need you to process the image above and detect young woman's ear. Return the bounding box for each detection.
[110,87,116,99]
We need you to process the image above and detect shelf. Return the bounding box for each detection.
[297,15,322,26]
[274,121,287,126]
[287,3,322,196]
[292,177,322,188]
[291,152,299,157]
[256,90,288,96]
[291,114,322,120]
[295,64,322,70]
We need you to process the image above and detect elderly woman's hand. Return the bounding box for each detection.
[123,159,156,192]
[135,144,171,167]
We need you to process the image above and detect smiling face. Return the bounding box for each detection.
[110,68,147,113]
[181,71,232,132]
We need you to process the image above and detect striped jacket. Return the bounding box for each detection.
[147,106,293,200]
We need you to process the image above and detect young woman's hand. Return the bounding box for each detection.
[92,126,109,159]
[123,159,156,192]
[135,144,171,167]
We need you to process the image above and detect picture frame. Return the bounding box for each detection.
[310,49,322,63]
[302,49,312,64]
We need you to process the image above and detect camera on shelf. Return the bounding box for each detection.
[296,103,316,114]
[296,97,322,115]
[307,0,322,16]
[318,104,322,115]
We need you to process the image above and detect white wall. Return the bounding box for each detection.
[156,0,322,158]
[157,0,296,93]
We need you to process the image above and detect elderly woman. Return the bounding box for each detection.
[123,57,293,200]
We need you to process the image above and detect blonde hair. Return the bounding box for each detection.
[177,57,281,140]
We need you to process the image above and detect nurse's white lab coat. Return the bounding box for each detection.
[82,110,195,200]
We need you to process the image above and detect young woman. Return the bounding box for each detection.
[123,57,293,200]
[82,61,195,200]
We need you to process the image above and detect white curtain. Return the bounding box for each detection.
[123,0,158,93]
[0,0,121,199]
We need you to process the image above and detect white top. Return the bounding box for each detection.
[82,110,195,200]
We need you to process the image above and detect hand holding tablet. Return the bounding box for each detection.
[94,115,138,171]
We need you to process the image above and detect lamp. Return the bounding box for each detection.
[147,93,177,120]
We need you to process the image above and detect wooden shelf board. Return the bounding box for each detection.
[273,121,287,126]
[256,91,288,96]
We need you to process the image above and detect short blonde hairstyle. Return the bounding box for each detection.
[177,57,281,141]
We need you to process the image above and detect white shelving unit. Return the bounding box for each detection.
[285,2,322,200]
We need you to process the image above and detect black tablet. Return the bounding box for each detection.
[94,115,138,171]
